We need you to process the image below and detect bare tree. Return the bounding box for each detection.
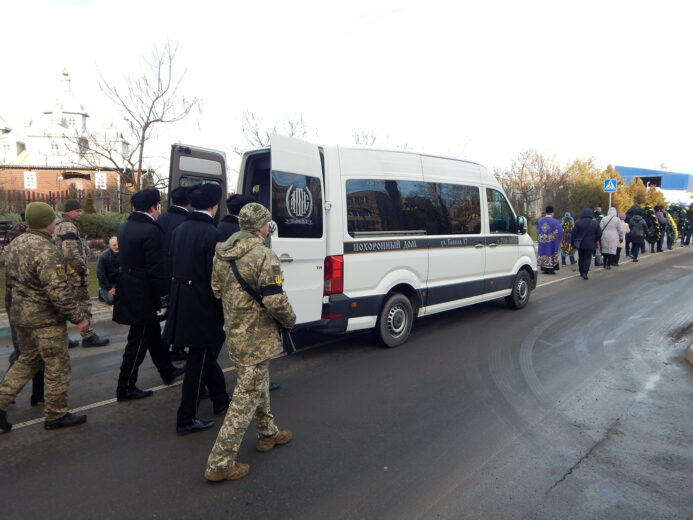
[233,111,308,155]
[69,41,199,190]
[353,130,378,146]
[495,150,567,217]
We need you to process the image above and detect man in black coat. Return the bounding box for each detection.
[218,194,254,241]
[165,183,230,435]
[571,208,603,280]
[113,189,185,401]
[158,186,191,361]
[96,236,119,305]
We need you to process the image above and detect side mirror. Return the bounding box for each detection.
[516,216,527,235]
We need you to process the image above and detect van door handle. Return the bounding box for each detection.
[474,243,484,249]
[279,254,294,263]
[488,242,498,248]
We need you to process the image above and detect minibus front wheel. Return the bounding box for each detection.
[506,269,531,309]
[375,293,414,348]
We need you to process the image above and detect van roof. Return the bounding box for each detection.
[333,144,484,168]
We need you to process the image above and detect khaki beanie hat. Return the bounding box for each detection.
[25,202,57,230]
[239,202,272,232]
[63,199,82,212]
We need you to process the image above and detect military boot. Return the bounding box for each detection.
[204,462,250,482]
[0,410,12,433]
[256,430,292,452]
[44,412,87,430]
[82,333,110,347]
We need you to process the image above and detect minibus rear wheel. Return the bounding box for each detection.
[506,270,531,309]
[375,293,413,347]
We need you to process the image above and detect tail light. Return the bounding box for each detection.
[323,255,343,295]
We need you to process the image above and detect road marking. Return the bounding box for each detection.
[672,265,693,269]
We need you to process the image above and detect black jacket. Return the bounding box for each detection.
[571,208,602,251]
[158,206,189,280]
[164,211,225,349]
[628,215,649,244]
[113,212,168,325]
[218,214,240,242]
[96,248,120,290]
[625,205,646,226]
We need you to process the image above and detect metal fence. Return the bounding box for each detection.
[0,188,134,214]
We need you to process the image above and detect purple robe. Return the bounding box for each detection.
[537,216,563,269]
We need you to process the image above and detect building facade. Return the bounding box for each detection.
[0,69,129,196]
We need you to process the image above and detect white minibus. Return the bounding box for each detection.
[168,135,538,347]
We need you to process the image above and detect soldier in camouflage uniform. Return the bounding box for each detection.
[204,203,296,482]
[0,202,90,433]
[4,211,45,406]
[53,199,109,347]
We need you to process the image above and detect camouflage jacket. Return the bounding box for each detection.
[4,230,87,327]
[54,214,87,285]
[212,231,296,367]
[6,222,28,244]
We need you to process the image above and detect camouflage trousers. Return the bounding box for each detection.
[0,323,70,421]
[72,284,94,339]
[206,361,279,472]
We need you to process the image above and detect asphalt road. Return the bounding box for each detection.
[1,248,692,520]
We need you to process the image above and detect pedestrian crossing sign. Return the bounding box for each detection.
[603,179,617,192]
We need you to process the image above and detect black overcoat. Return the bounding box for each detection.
[158,205,189,280]
[164,211,225,349]
[571,209,603,251]
[96,248,120,290]
[218,214,240,241]
[113,212,169,325]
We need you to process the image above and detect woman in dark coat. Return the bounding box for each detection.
[571,208,602,280]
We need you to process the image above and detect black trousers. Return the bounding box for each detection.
[176,337,228,426]
[117,322,176,395]
[578,248,592,276]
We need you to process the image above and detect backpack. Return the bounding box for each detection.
[630,219,645,241]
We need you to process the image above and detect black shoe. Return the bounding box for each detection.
[163,366,186,385]
[44,412,87,430]
[68,337,80,348]
[213,397,231,416]
[176,418,215,435]
[117,387,154,401]
[30,395,44,407]
[269,382,281,392]
[633,258,639,262]
[82,333,110,347]
[581,274,589,280]
[0,410,12,433]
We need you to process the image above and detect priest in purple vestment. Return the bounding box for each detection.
[536,205,563,274]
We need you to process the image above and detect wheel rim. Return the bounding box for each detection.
[517,277,528,301]
[387,304,407,337]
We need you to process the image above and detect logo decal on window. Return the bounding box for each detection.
[286,185,313,224]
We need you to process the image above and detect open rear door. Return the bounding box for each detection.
[169,144,228,220]
[269,134,326,325]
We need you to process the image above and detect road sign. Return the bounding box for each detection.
[603,179,617,192]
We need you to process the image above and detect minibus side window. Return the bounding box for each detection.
[434,183,481,234]
[345,179,438,235]
[271,171,323,238]
[486,188,516,234]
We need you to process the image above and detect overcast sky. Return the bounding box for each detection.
[2,0,692,181]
